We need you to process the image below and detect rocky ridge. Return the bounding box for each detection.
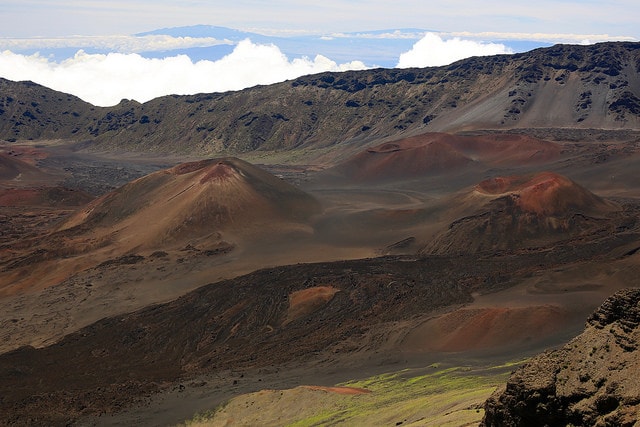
[482,288,640,426]
[0,42,639,154]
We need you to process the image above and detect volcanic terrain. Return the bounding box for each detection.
[482,288,640,426]
[0,41,640,426]
[329,132,562,182]
[421,171,622,254]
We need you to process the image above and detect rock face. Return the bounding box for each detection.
[481,288,640,427]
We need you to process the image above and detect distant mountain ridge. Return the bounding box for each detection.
[0,42,639,154]
[5,25,434,66]
[135,25,263,40]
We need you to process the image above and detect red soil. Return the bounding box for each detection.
[0,152,43,181]
[476,172,615,216]
[169,159,213,175]
[0,145,49,166]
[477,172,569,195]
[285,286,340,324]
[448,133,561,165]
[170,159,243,183]
[61,157,319,241]
[403,305,567,352]
[344,136,472,181]
[199,161,240,184]
[337,132,561,182]
[477,176,522,194]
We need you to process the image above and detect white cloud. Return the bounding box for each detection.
[397,33,512,68]
[0,35,231,53]
[325,30,426,40]
[0,39,368,106]
[4,31,628,109]
[445,31,637,44]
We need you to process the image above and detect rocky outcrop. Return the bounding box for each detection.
[481,288,640,426]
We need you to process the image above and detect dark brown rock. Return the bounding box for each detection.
[481,288,640,426]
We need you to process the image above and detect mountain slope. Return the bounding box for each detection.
[0,247,609,425]
[421,172,620,254]
[330,132,561,182]
[0,79,96,141]
[60,157,320,249]
[2,232,639,425]
[0,157,321,296]
[0,42,639,154]
[0,152,53,183]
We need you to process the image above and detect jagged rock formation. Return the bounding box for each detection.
[482,288,640,426]
[0,42,639,154]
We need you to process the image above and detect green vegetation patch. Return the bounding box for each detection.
[181,360,524,426]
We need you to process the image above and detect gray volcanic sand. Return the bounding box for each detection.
[1,134,640,425]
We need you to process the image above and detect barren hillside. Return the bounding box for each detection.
[0,42,638,154]
[0,40,640,426]
[422,172,621,254]
[330,132,562,182]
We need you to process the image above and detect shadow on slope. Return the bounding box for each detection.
[3,226,640,425]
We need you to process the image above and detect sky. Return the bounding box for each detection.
[2,1,639,39]
[1,1,638,106]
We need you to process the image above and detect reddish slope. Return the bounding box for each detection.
[0,152,54,184]
[476,172,614,216]
[0,158,321,295]
[447,133,561,166]
[402,305,567,352]
[422,172,619,254]
[333,132,561,182]
[60,157,321,250]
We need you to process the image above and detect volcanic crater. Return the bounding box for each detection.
[0,42,640,426]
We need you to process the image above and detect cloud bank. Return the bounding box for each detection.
[0,40,367,106]
[446,31,637,44]
[0,35,231,53]
[397,33,512,68]
[324,30,636,43]
[1,33,517,106]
